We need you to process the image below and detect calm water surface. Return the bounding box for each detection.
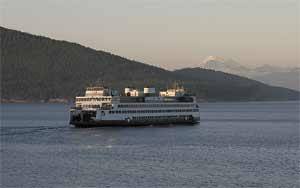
[1,102,299,187]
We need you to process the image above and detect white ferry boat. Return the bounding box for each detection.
[70,86,200,127]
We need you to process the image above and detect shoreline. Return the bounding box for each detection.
[1,98,71,104]
[1,98,299,104]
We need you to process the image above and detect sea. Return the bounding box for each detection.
[1,101,299,188]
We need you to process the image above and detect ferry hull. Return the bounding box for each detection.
[70,118,199,128]
[70,108,200,127]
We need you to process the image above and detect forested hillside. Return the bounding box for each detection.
[1,26,299,102]
[174,68,299,101]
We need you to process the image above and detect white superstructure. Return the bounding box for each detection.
[70,86,200,127]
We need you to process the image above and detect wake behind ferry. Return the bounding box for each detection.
[70,85,200,127]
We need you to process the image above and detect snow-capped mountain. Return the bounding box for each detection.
[200,56,300,91]
[201,56,250,76]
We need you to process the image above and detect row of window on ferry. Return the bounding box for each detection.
[108,109,199,114]
[79,105,101,108]
[132,115,190,120]
[118,104,195,108]
[76,98,111,102]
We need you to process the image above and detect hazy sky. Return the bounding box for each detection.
[1,0,299,69]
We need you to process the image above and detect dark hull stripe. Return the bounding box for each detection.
[70,119,199,128]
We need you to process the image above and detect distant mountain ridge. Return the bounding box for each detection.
[1,26,299,102]
[200,56,300,91]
